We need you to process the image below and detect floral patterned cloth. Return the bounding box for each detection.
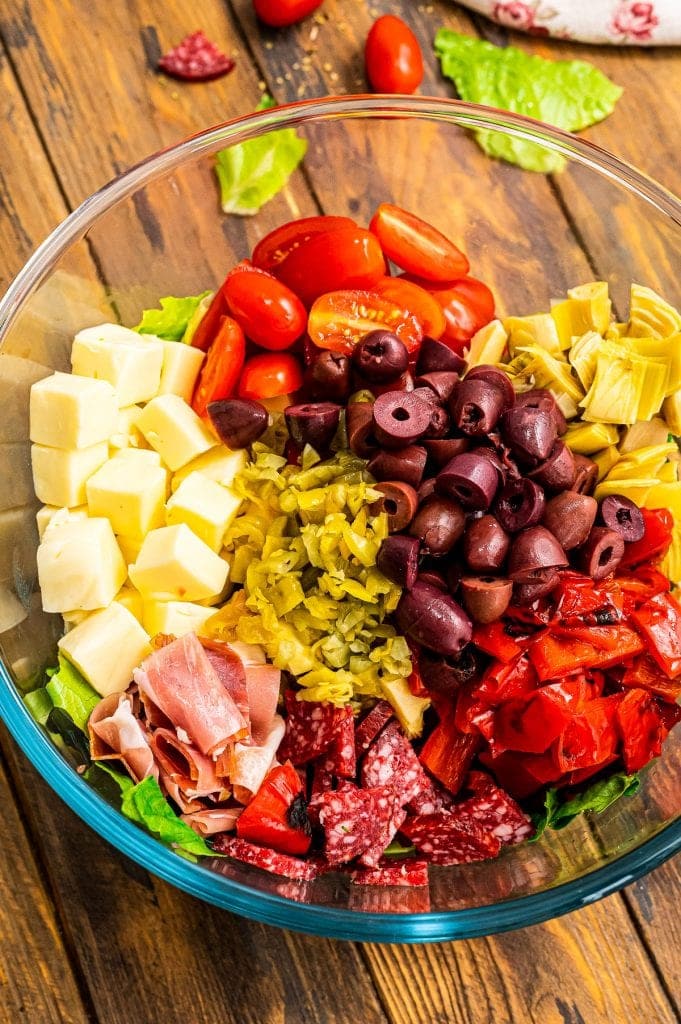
[458,1,680,44]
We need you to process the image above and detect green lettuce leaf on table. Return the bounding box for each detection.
[45,655,99,731]
[531,771,640,840]
[434,31,623,172]
[215,94,308,216]
[135,291,211,341]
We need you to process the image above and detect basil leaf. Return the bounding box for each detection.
[134,291,211,341]
[531,771,640,840]
[45,655,99,731]
[434,31,622,172]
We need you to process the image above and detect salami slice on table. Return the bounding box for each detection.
[354,700,394,754]
[455,787,535,846]
[361,720,431,807]
[350,859,429,887]
[401,812,502,865]
[322,706,357,779]
[212,835,318,881]
[278,694,342,765]
[318,784,401,866]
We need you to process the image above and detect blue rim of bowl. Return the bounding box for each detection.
[1,96,680,942]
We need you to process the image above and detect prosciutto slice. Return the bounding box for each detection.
[150,728,222,799]
[133,633,247,755]
[181,807,242,836]
[89,693,156,783]
[232,715,286,804]
[200,638,250,735]
[245,665,281,746]
[160,775,206,814]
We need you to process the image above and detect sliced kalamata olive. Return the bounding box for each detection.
[500,407,556,464]
[527,441,576,492]
[285,402,341,452]
[370,481,419,532]
[419,647,479,694]
[346,401,379,458]
[600,495,645,543]
[507,526,568,582]
[369,370,414,396]
[572,454,599,495]
[418,477,438,504]
[368,445,427,489]
[446,560,464,594]
[395,582,472,657]
[542,491,597,550]
[207,398,268,449]
[306,351,351,402]
[376,535,420,589]
[409,497,466,555]
[513,568,560,605]
[463,515,510,572]
[450,378,506,436]
[372,391,432,448]
[416,337,467,375]
[423,404,451,439]
[464,365,515,411]
[436,452,499,511]
[423,437,470,468]
[414,371,460,404]
[514,389,567,436]
[578,526,625,582]
[352,330,409,383]
[460,576,513,624]
[411,386,440,406]
[284,437,302,466]
[494,478,546,533]
[475,446,506,485]
[417,570,448,591]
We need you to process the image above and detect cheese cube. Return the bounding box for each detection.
[30,371,118,449]
[110,447,162,467]
[157,342,205,402]
[117,534,143,566]
[166,472,241,551]
[114,585,144,623]
[109,405,147,451]
[36,504,87,540]
[71,324,163,406]
[171,446,247,492]
[142,599,214,638]
[58,601,152,696]
[31,441,108,507]
[86,450,167,539]
[37,517,126,612]
[62,609,90,627]
[136,394,216,471]
[129,523,228,601]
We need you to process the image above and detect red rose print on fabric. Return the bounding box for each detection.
[610,2,659,40]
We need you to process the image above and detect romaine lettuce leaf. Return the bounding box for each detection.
[45,655,99,731]
[531,771,640,839]
[215,95,307,216]
[434,31,622,172]
[24,686,53,726]
[135,292,211,341]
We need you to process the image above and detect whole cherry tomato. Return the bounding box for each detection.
[224,261,306,351]
[191,316,246,418]
[365,15,424,94]
[372,276,446,339]
[252,215,356,272]
[402,274,495,352]
[307,289,422,355]
[273,226,385,306]
[253,0,323,27]
[238,352,304,400]
[370,203,469,282]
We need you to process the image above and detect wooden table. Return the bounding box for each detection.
[0,2,679,1021]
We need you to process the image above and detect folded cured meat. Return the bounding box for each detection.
[200,638,250,733]
[89,693,156,782]
[244,664,281,746]
[232,714,286,804]
[150,727,222,798]
[181,807,242,836]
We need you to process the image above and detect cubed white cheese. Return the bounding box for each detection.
[62,609,90,627]
[171,446,247,492]
[129,523,228,601]
[86,450,167,539]
[36,504,88,540]
[142,599,214,638]
[110,447,162,467]
[136,394,215,471]
[114,584,144,623]
[31,441,108,507]
[165,471,241,551]
[71,324,163,406]
[116,534,143,566]
[157,341,205,402]
[37,516,126,612]
[58,601,152,696]
[30,371,118,449]
[108,405,147,452]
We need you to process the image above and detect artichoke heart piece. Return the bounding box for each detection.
[594,478,658,504]
[504,313,561,356]
[380,677,430,740]
[619,417,671,453]
[663,390,681,436]
[552,282,611,347]
[515,345,584,404]
[593,445,620,481]
[568,330,603,390]
[626,333,681,396]
[604,443,677,482]
[628,284,681,339]
[563,420,619,455]
[466,319,508,366]
[580,344,666,424]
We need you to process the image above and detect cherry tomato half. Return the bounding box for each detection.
[417,276,495,352]
[308,289,422,355]
[224,262,306,351]
[192,316,246,418]
[365,15,424,94]
[273,226,386,306]
[252,215,356,273]
[189,288,230,352]
[372,276,446,339]
[253,0,323,28]
[238,352,304,400]
[370,203,469,282]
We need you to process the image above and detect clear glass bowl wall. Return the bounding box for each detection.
[0,98,680,942]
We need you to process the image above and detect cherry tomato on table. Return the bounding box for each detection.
[238,352,304,400]
[307,289,422,355]
[365,15,424,95]
[402,274,495,353]
[252,0,323,28]
[224,260,306,351]
[372,276,446,340]
[191,316,246,418]
[272,226,385,306]
[252,215,356,272]
[370,203,469,282]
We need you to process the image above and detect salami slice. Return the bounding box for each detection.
[318,784,399,866]
[213,835,318,880]
[358,803,406,868]
[307,760,335,828]
[361,720,431,807]
[407,777,455,817]
[355,700,394,754]
[350,859,429,887]
[455,787,535,846]
[322,706,357,779]
[401,812,502,865]
[278,694,342,765]
[464,770,497,795]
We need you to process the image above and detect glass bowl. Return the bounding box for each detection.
[0,96,680,943]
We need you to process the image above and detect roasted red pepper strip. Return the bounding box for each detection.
[552,696,620,773]
[418,710,480,795]
[554,572,624,624]
[473,654,537,704]
[622,653,681,703]
[491,677,594,755]
[236,762,312,856]
[529,625,644,681]
[631,592,681,678]
[616,688,668,773]
[479,748,562,799]
[619,508,674,569]
[617,566,671,611]
[472,621,525,663]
